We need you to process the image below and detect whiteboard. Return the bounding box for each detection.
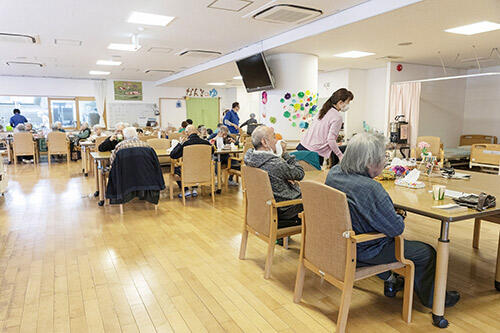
[106,102,158,128]
[160,98,186,128]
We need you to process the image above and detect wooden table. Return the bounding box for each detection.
[305,169,500,328]
[213,148,244,191]
[80,141,95,176]
[90,149,170,206]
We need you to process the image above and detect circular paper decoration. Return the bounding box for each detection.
[284,93,291,100]
[283,111,291,118]
[280,98,285,103]
[292,123,297,127]
[292,99,296,103]
[293,104,300,110]
[306,90,310,95]
[262,91,268,104]
[298,92,304,98]
[397,64,403,72]
[270,116,277,124]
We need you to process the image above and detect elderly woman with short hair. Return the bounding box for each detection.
[325,132,460,309]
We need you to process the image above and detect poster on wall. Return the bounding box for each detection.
[114,81,143,101]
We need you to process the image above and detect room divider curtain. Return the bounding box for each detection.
[185,97,219,130]
[388,82,421,147]
[93,80,107,127]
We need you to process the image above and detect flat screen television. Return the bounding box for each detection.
[236,53,275,92]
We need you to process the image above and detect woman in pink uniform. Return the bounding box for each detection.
[297,88,354,166]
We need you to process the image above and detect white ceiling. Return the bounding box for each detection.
[165,0,500,87]
[0,0,364,81]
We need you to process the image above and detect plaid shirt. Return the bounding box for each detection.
[110,138,150,165]
[325,165,405,261]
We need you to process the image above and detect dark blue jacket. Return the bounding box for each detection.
[10,114,27,127]
[223,109,239,134]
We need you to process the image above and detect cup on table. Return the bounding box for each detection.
[432,185,446,200]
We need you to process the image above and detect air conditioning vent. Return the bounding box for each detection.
[0,33,39,44]
[147,47,173,54]
[54,38,82,46]
[376,55,402,60]
[6,61,44,67]
[253,4,322,24]
[208,0,253,12]
[178,49,222,58]
[144,69,175,74]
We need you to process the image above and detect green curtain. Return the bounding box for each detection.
[185,97,219,130]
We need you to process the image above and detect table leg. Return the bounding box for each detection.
[96,160,105,206]
[432,220,450,328]
[86,149,91,176]
[217,155,222,193]
[94,159,99,197]
[81,146,87,176]
[496,231,500,291]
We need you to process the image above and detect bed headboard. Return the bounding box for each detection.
[460,135,498,146]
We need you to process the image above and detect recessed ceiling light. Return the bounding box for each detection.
[107,43,141,51]
[89,70,110,75]
[333,51,375,58]
[445,21,500,35]
[127,11,175,26]
[207,82,226,86]
[96,60,122,66]
[233,76,242,80]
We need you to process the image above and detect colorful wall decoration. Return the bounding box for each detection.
[114,81,143,101]
[185,88,218,98]
[276,90,319,131]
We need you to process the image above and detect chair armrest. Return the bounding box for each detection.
[394,235,408,262]
[272,198,302,208]
[351,232,387,243]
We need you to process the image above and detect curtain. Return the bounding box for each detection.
[388,82,421,147]
[93,80,107,127]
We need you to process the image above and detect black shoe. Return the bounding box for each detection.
[445,291,460,308]
[384,276,405,297]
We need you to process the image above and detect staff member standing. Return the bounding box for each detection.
[223,102,240,135]
[10,108,28,128]
[297,88,353,166]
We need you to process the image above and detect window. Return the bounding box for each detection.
[78,98,100,127]
[0,96,49,129]
[49,98,77,129]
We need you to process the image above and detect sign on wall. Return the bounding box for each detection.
[185,88,218,98]
[114,81,143,101]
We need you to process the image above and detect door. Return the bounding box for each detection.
[185,97,220,130]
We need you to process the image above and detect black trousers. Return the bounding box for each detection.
[277,204,303,229]
[296,143,347,167]
[357,239,436,308]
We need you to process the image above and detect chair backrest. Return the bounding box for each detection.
[47,132,67,153]
[415,136,441,157]
[298,160,318,171]
[95,136,107,148]
[147,138,170,150]
[243,138,254,156]
[13,133,34,155]
[182,145,212,184]
[139,135,157,142]
[169,132,184,141]
[241,165,275,236]
[300,180,353,282]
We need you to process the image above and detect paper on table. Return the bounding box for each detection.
[432,203,467,210]
[395,169,425,188]
[444,189,470,199]
[166,139,179,153]
[452,172,471,179]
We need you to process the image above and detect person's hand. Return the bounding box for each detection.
[395,208,407,218]
[280,140,287,153]
[110,135,117,141]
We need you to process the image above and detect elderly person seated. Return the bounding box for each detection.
[24,123,35,133]
[110,127,150,165]
[212,125,239,186]
[244,125,304,222]
[55,121,65,132]
[98,122,127,152]
[14,123,26,133]
[324,132,460,309]
[170,125,212,198]
[75,122,91,142]
[89,125,106,142]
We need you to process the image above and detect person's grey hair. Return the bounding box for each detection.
[92,125,103,131]
[249,113,256,118]
[251,125,268,149]
[25,122,32,128]
[115,122,129,130]
[122,127,137,139]
[51,123,58,131]
[219,125,229,133]
[340,132,387,174]
[55,121,62,128]
[16,124,26,131]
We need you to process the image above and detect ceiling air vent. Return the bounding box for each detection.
[376,55,402,60]
[6,61,44,67]
[144,69,175,74]
[178,49,222,58]
[208,0,253,12]
[147,47,173,54]
[253,4,322,24]
[0,33,39,44]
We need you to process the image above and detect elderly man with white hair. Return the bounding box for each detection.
[325,132,460,309]
[244,125,304,223]
[109,126,150,165]
[98,122,127,152]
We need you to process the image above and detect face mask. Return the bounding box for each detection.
[274,140,283,157]
[341,104,350,112]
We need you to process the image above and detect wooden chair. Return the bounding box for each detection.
[412,136,445,164]
[169,145,215,206]
[298,160,319,171]
[239,165,303,279]
[13,133,38,165]
[168,132,185,141]
[147,138,171,165]
[139,135,157,142]
[294,181,414,332]
[223,137,254,190]
[47,132,70,165]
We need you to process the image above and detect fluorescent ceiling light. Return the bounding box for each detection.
[334,51,375,58]
[107,43,141,51]
[96,60,122,66]
[208,82,226,86]
[128,11,175,26]
[233,76,242,80]
[445,21,500,35]
[89,70,110,75]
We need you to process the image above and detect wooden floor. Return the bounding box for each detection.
[0,161,499,333]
